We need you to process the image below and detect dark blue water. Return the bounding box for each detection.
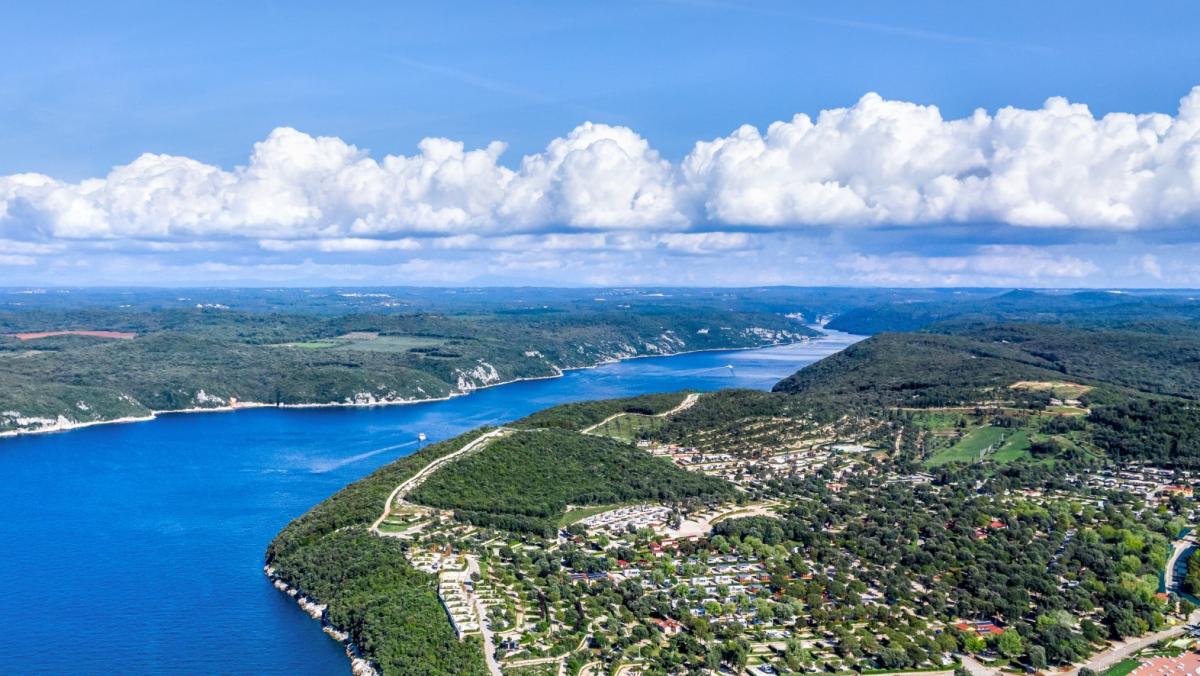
[0,331,860,675]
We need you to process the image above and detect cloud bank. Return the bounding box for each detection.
[3,87,1200,286]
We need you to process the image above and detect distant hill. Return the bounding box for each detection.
[946,323,1200,399]
[825,289,1200,335]
[774,321,1200,404]
[771,332,1062,408]
[0,303,816,435]
[772,322,1200,468]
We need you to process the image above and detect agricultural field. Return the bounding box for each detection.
[271,333,449,352]
[335,334,451,352]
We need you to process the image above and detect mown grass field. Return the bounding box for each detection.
[501,663,558,676]
[591,412,668,442]
[336,335,449,352]
[926,425,1031,466]
[1102,659,1141,676]
[912,411,970,429]
[990,429,1031,462]
[272,335,449,352]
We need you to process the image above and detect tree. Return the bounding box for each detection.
[1081,619,1105,643]
[936,631,958,655]
[997,629,1024,659]
[1028,645,1047,671]
[1108,607,1146,639]
[723,640,750,673]
[880,647,908,669]
[785,639,811,672]
[963,634,986,654]
[706,645,723,671]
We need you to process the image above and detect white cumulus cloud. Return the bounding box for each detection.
[2,86,1200,288]
[683,89,1200,229]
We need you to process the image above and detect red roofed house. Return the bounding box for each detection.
[954,621,1004,637]
[651,618,684,636]
[975,622,1004,636]
[1130,652,1200,676]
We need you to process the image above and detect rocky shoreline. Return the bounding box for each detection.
[264,565,380,676]
[0,334,819,439]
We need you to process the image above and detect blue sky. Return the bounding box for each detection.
[2,1,1200,286]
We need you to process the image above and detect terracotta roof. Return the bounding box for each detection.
[1130,653,1200,676]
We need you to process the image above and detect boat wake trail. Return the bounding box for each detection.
[307,440,420,473]
[674,364,736,376]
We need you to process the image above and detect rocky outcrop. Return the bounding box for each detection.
[264,566,381,676]
[454,361,502,391]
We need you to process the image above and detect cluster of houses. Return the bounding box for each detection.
[408,546,487,639]
[620,556,771,599]
[409,545,457,574]
[1076,466,1197,508]
[1128,652,1200,676]
[645,439,857,488]
[437,566,483,638]
[576,504,671,536]
[887,471,935,486]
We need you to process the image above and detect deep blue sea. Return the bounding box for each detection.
[0,330,860,675]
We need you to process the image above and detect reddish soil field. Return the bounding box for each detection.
[12,330,137,341]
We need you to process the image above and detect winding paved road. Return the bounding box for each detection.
[1164,535,1196,596]
[581,392,700,435]
[369,427,511,534]
[466,556,502,676]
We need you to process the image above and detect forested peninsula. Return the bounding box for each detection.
[268,298,1200,676]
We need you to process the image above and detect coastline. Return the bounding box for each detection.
[261,330,847,676]
[0,333,831,440]
[264,566,380,676]
[0,413,159,438]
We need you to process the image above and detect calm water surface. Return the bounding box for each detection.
[0,330,860,675]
